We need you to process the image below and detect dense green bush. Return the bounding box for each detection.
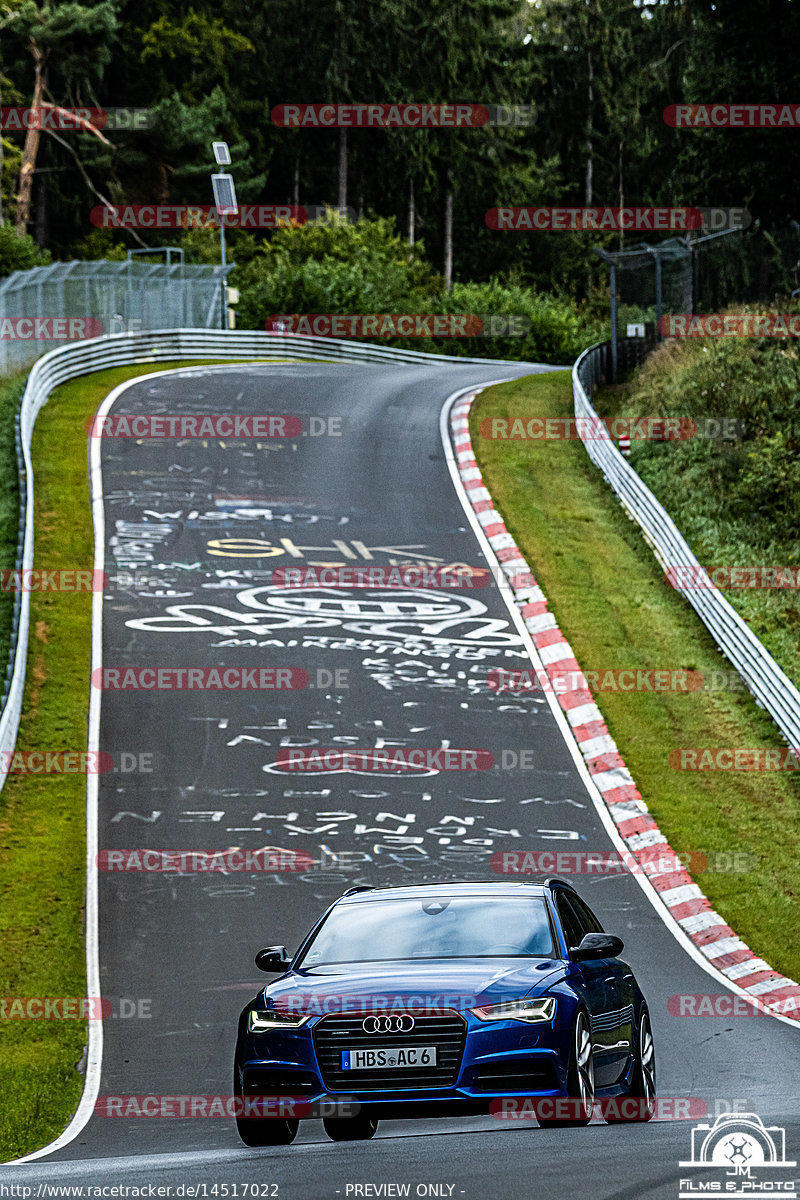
[595,314,800,684]
[232,215,603,364]
[0,227,51,277]
[437,279,605,364]
[232,214,439,325]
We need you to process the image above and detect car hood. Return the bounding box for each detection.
[260,958,566,1015]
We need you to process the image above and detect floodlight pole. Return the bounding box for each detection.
[211,142,235,331]
[219,221,227,331]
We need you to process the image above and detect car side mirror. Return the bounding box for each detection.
[570,932,624,961]
[255,945,292,972]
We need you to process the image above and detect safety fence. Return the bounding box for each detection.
[0,261,230,375]
[573,338,800,750]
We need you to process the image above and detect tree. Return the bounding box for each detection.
[4,0,117,234]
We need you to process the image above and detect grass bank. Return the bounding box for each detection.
[471,370,800,983]
[0,359,242,1162]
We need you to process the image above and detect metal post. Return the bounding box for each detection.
[655,252,663,338]
[220,222,227,330]
[609,263,618,383]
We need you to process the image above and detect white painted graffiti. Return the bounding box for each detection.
[125,587,524,649]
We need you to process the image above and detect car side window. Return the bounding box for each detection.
[555,893,584,952]
[571,895,604,935]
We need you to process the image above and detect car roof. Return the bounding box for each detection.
[335,879,577,903]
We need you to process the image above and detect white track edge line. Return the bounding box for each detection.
[5,361,279,1165]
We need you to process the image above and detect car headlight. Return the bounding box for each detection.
[470,997,556,1023]
[248,1008,311,1032]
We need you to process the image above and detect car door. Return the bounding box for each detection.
[569,893,634,1085]
[555,891,613,1085]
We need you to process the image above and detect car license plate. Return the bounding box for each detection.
[341,1046,437,1070]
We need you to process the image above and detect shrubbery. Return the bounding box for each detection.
[596,315,800,683]
[231,215,603,365]
[0,226,51,277]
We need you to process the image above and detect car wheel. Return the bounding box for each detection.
[604,1008,656,1124]
[537,1009,594,1128]
[323,1114,379,1142]
[235,1114,299,1146]
[233,1068,300,1146]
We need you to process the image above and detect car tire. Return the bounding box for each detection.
[603,1008,656,1124]
[537,1009,594,1128]
[235,1115,300,1146]
[323,1114,379,1142]
[233,1068,300,1146]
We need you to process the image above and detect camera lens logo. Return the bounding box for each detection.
[362,1014,415,1034]
[679,1113,796,1199]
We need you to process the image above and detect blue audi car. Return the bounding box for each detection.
[233,879,656,1145]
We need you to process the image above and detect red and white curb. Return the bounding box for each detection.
[450,387,800,1025]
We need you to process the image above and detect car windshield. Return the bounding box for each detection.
[297,896,555,966]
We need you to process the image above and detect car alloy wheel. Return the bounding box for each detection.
[604,1008,656,1124]
[537,1009,594,1128]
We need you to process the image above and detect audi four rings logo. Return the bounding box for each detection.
[362,1014,415,1033]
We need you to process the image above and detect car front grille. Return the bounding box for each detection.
[313,1010,467,1091]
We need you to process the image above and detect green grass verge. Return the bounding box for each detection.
[471,371,800,982]
[592,333,800,691]
[0,358,248,1163]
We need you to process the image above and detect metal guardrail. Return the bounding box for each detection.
[573,338,800,750]
[0,327,536,795]
[0,408,26,711]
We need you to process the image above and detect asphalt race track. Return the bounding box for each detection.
[3,360,799,1198]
